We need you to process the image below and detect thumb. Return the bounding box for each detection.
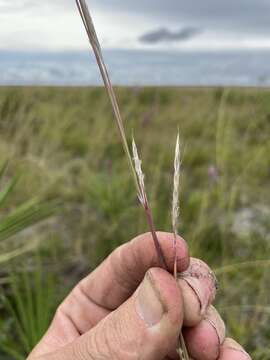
[47,268,183,360]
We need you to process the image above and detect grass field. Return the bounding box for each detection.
[0,86,269,359]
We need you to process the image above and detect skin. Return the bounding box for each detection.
[27,232,251,360]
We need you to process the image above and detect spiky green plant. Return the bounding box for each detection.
[0,161,60,264]
[0,259,57,360]
[0,161,60,359]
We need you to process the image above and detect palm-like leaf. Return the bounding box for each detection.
[0,161,60,264]
[0,198,59,243]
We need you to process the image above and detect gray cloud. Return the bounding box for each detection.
[1,0,270,51]
[2,0,270,37]
[139,27,201,44]
[91,0,270,36]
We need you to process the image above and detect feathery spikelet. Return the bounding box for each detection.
[132,138,147,205]
[132,137,168,270]
[172,133,181,278]
[172,134,189,360]
[172,133,181,236]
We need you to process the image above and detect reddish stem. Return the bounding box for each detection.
[144,203,168,271]
[173,234,178,280]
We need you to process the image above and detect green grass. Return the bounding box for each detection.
[1,258,57,360]
[0,86,269,359]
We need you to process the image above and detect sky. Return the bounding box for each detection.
[1,0,270,51]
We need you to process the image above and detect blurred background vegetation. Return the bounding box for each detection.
[0,86,269,359]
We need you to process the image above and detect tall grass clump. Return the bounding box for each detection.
[0,161,61,358]
[0,258,57,360]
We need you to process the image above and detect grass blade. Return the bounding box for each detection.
[0,175,19,208]
[0,160,9,180]
[0,199,60,242]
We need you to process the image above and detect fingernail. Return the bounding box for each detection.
[223,338,251,359]
[204,306,226,345]
[136,271,164,327]
[180,258,217,314]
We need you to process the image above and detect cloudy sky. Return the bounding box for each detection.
[1,0,270,51]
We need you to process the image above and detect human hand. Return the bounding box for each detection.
[28,232,251,360]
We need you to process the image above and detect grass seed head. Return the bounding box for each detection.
[172,132,181,236]
[132,138,147,206]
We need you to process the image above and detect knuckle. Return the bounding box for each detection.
[54,303,65,321]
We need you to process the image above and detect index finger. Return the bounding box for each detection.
[80,231,189,310]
